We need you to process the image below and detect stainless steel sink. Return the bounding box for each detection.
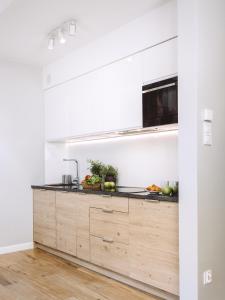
[44,184,79,190]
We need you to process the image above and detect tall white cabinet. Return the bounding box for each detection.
[45,38,177,141]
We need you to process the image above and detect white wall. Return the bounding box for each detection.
[178,0,198,299]
[197,1,225,299]
[0,61,44,248]
[45,132,178,187]
[178,0,225,299]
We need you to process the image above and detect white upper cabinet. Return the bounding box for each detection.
[101,55,142,132]
[45,39,177,140]
[45,86,70,140]
[141,38,177,85]
[66,72,103,137]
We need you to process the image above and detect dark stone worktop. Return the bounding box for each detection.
[31,184,178,203]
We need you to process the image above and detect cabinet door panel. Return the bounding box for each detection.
[75,193,90,261]
[129,199,179,295]
[56,192,77,256]
[45,86,70,140]
[101,55,142,132]
[33,190,56,248]
[67,72,104,136]
[141,38,177,84]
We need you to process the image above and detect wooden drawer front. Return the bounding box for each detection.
[56,192,77,256]
[90,236,129,276]
[89,194,128,213]
[90,208,129,245]
[129,199,179,295]
[33,190,56,249]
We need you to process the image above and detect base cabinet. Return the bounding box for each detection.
[129,199,179,295]
[33,190,56,249]
[33,190,179,296]
[75,193,90,261]
[56,192,77,256]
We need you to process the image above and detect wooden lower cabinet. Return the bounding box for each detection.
[129,199,179,296]
[33,190,179,296]
[33,190,56,249]
[56,192,77,256]
[75,193,90,261]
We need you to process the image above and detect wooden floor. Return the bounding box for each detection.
[0,249,161,300]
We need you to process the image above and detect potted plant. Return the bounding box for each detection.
[81,160,104,190]
[81,160,118,192]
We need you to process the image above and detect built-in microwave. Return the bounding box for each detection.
[142,76,178,128]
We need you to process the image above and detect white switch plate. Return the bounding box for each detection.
[202,109,213,122]
[203,122,212,145]
[203,270,213,285]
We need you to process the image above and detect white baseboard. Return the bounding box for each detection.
[0,242,34,255]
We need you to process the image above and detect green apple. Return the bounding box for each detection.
[161,186,173,196]
[109,182,115,188]
[104,182,111,188]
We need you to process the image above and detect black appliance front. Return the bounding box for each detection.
[142,76,178,128]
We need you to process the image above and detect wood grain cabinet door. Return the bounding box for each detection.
[33,190,56,248]
[56,192,77,256]
[75,193,91,261]
[129,199,179,296]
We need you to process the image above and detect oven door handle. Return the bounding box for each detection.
[142,82,176,94]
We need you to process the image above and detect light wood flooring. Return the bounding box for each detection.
[0,248,161,300]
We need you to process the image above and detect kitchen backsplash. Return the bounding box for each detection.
[45,131,178,187]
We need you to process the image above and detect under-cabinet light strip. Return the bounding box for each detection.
[63,129,178,146]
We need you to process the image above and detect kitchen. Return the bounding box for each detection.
[0,1,225,300]
[33,2,179,296]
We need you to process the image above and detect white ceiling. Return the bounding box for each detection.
[0,0,169,67]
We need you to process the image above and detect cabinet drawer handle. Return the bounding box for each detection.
[102,208,113,213]
[59,191,68,193]
[102,195,112,198]
[102,237,114,243]
[145,199,160,203]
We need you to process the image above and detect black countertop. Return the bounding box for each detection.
[31,184,178,203]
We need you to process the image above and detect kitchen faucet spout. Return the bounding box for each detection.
[63,158,79,186]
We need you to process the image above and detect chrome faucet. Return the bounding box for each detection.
[63,158,79,186]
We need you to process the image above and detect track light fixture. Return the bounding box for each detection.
[48,37,55,50]
[58,28,66,44]
[68,20,76,36]
[47,19,76,50]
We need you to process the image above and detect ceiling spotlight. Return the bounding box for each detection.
[58,28,66,44]
[48,37,55,50]
[47,19,76,49]
[68,20,76,36]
